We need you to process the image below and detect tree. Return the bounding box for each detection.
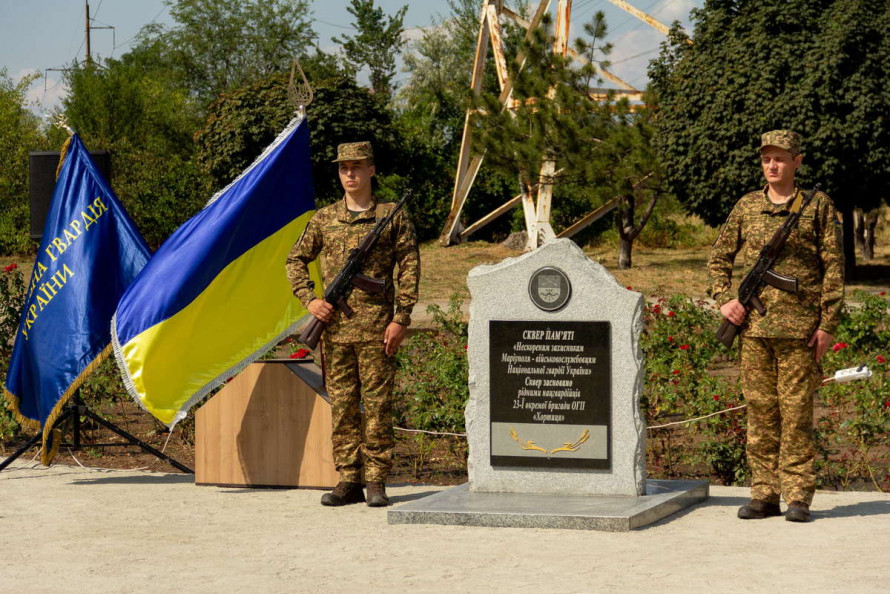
[649,0,890,272]
[471,13,662,266]
[194,73,401,206]
[0,68,45,254]
[333,0,407,101]
[392,0,528,243]
[136,0,316,105]
[63,52,210,248]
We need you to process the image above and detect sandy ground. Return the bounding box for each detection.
[1,461,888,593]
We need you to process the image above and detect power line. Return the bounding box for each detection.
[113,4,169,53]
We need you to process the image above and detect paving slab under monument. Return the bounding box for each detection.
[388,479,709,532]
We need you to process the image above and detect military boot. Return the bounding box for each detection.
[737,499,782,519]
[320,481,365,507]
[785,501,812,522]
[366,481,390,507]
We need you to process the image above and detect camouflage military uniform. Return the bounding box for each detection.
[286,196,420,483]
[708,186,844,505]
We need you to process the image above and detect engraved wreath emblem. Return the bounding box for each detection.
[509,426,590,455]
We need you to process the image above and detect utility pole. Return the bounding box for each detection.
[84,0,114,65]
[85,0,91,63]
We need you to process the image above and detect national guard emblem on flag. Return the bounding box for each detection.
[528,266,571,312]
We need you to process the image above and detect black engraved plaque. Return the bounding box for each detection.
[489,320,611,469]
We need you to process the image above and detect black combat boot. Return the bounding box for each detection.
[737,499,782,519]
[785,501,812,522]
[320,481,365,506]
[366,481,390,507]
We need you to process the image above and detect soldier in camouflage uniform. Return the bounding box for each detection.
[286,141,420,507]
[708,130,844,523]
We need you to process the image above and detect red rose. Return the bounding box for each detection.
[832,342,848,352]
[885,401,890,408]
[667,336,674,342]
[679,344,690,351]
[626,286,632,290]
[463,344,468,350]
[672,369,680,375]
[667,311,675,317]
[880,291,886,296]
[877,355,886,364]
[713,395,720,401]
[652,306,661,315]
[290,348,311,359]
[671,379,679,385]
[3,263,17,273]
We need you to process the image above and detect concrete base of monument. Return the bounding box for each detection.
[387,479,708,532]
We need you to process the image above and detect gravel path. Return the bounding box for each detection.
[1,461,888,593]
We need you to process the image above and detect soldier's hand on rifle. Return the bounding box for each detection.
[720,299,748,326]
[808,329,833,362]
[308,298,334,323]
[383,322,407,357]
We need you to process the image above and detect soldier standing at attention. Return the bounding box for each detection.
[708,130,844,522]
[286,141,420,507]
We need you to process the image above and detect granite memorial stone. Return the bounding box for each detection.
[388,239,708,530]
[465,238,645,496]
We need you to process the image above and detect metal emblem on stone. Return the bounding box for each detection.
[529,266,571,311]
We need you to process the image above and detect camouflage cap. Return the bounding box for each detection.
[760,130,801,155]
[332,141,374,162]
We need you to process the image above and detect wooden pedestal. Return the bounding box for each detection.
[195,360,338,489]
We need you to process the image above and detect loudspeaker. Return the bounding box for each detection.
[29,150,111,240]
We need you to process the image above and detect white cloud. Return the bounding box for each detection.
[14,68,68,116]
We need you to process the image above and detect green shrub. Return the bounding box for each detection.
[0,263,26,438]
[816,290,890,491]
[640,294,746,484]
[394,294,469,434]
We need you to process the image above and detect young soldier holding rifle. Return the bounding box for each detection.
[708,130,844,522]
[286,141,420,507]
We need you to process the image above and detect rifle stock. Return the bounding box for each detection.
[716,318,739,348]
[299,316,325,349]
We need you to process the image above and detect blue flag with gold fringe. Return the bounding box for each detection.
[3,134,151,463]
[111,115,320,427]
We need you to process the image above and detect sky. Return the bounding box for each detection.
[0,0,698,117]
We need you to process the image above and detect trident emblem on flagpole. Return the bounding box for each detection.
[288,57,314,117]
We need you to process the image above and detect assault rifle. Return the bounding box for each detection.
[715,184,820,348]
[299,190,412,349]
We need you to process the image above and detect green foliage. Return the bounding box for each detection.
[333,0,407,101]
[470,12,664,259]
[64,57,198,158]
[640,290,889,490]
[394,295,469,434]
[0,264,26,438]
[136,0,315,105]
[816,290,890,491]
[195,73,402,206]
[649,0,890,224]
[63,55,210,248]
[640,294,746,484]
[0,68,44,255]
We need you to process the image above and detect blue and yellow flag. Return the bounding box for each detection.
[3,134,151,463]
[112,116,320,427]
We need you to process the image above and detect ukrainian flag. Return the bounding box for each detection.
[3,134,151,463]
[112,116,320,427]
